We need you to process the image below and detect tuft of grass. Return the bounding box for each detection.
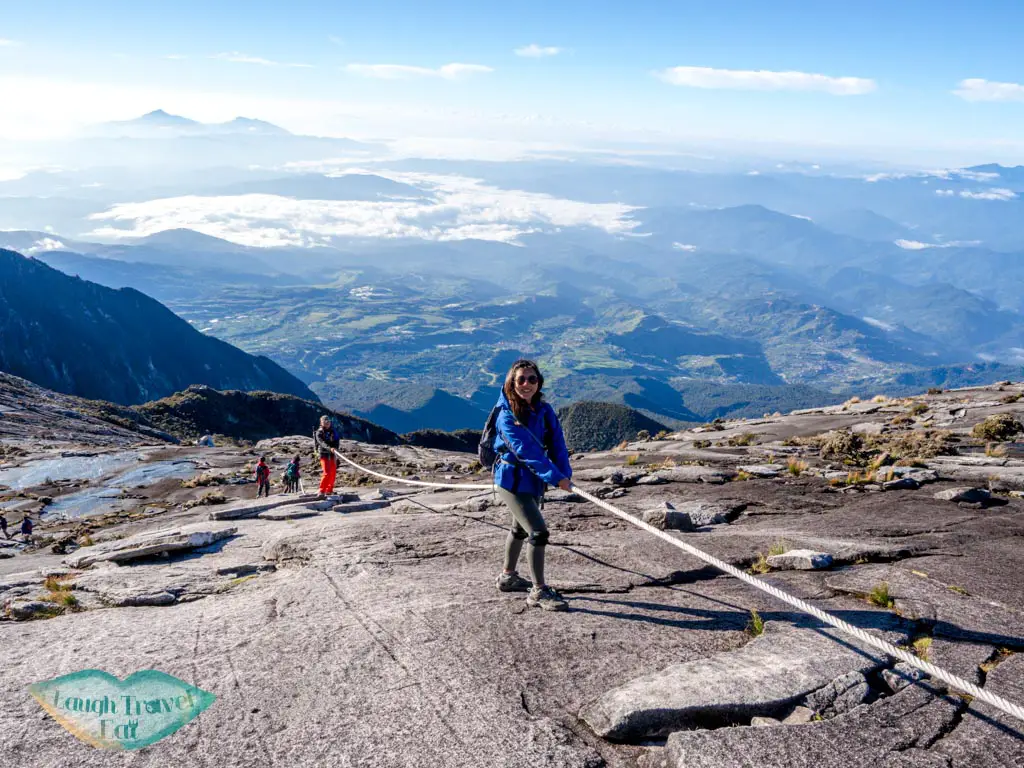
[78,533,95,547]
[43,575,73,592]
[871,394,889,403]
[693,439,711,449]
[749,553,770,574]
[768,540,788,557]
[655,430,669,440]
[910,569,929,578]
[948,584,969,596]
[980,648,1014,674]
[912,636,932,661]
[614,439,630,451]
[908,402,930,416]
[972,413,1024,442]
[636,430,651,441]
[868,581,894,609]
[927,387,944,395]
[733,470,753,482]
[747,609,764,637]
[786,457,808,476]
[625,454,640,466]
[985,443,1008,458]
[728,432,758,447]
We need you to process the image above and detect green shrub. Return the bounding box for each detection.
[972,413,1024,442]
[869,582,894,609]
[747,609,764,636]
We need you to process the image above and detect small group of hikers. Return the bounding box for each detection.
[0,512,33,541]
[254,455,303,497]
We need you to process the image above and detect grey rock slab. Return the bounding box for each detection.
[63,522,239,568]
[883,477,922,491]
[882,662,928,693]
[650,686,959,768]
[579,620,902,740]
[6,598,62,620]
[852,422,885,435]
[767,550,834,571]
[257,505,322,520]
[670,500,745,526]
[933,487,991,503]
[804,670,871,717]
[931,653,1024,768]
[783,705,816,725]
[739,464,785,478]
[207,494,321,520]
[653,466,737,484]
[750,716,781,727]
[635,473,667,486]
[332,500,392,513]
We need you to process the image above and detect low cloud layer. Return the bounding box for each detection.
[87,171,638,246]
[345,63,493,80]
[656,66,876,95]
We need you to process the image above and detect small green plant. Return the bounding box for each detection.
[768,540,788,556]
[625,454,640,466]
[912,636,932,661]
[868,581,894,609]
[655,430,669,440]
[908,402,929,416]
[1000,393,1022,404]
[972,413,1024,442]
[786,457,808,476]
[747,609,764,636]
[728,432,757,447]
[636,429,651,441]
[733,470,753,482]
[948,584,969,596]
[871,394,889,403]
[693,439,711,449]
[749,553,770,574]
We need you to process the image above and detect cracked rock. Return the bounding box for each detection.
[767,550,834,571]
[933,488,991,504]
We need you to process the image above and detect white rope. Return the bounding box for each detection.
[332,449,493,490]
[333,448,1024,724]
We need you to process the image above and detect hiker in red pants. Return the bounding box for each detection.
[314,415,340,497]
[254,456,271,498]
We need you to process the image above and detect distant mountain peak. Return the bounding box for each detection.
[137,109,198,125]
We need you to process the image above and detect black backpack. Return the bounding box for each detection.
[478,406,501,470]
[478,405,553,471]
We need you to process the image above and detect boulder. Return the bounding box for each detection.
[6,599,62,620]
[654,466,737,484]
[579,620,903,740]
[933,487,991,504]
[851,422,885,436]
[635,473,668,486]
[641,502,694,532]
[671,500,745,526]
[64,523,238,568]
[766,550,834,571]
[882,663,927,693]
[783,706,816,725]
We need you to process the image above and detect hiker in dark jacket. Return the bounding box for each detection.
[314,415,340,497]
[254,456,271,498]
[20,514,33,540]
[284,455,301,493]
[492,359,572,611]
[0,513,8,539]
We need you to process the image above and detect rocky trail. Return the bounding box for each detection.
[1,384,1024,766]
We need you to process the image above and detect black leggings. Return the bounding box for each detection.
[496,487,548,587]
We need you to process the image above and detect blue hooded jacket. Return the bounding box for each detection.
[492,391,572,497]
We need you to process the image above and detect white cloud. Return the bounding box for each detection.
[26,238,66,254]
[515,44,561,58]
[862,317,896,331]
[655,66,876,95]
[672,242,698,251]
[86,171,638,246]
[953,78,1024,102]
[935,189,955,196]
[960,187,1017,201]
[211,52,312,68]
[345,62,493,80]
[895,238,982,250]
[894,239,934,250]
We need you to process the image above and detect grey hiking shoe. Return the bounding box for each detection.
[526,585,568,611]
[496,571,532,592]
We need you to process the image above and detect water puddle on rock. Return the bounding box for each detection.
[0,454,201,520]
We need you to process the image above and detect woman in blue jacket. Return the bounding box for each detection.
[493,359,573,611]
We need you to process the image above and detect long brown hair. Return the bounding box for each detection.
[503,359,545,423]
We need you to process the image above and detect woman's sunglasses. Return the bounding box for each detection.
[515,374,539,385]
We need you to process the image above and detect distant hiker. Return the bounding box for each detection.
[284,455,301,493]
[490,359,573,611]
[255,456,271,498]
[314,415,340,497]
[20,514,33,540]
[0,513,8,539]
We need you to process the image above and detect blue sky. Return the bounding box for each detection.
[2,1,1024,163]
